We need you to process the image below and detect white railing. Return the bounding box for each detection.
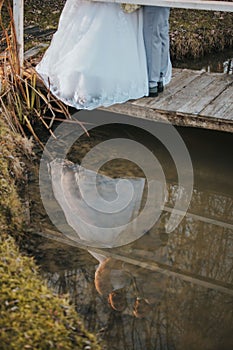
[13,0,24,73]
[13,0,233,73]
[94,0,233,12]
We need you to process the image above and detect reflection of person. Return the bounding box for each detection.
[143,6,172,97]
[94,258,132,312]
[133,297,151,318]
[108,290,128,312]
[36,0,148,110]
[132,270,166,318]
[94,256,167,316]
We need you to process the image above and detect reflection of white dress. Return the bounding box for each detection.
[49,159,146,248]
[36,0,149,110]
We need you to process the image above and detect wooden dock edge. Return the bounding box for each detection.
[99,102,233,133]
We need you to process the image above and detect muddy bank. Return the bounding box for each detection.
[0,118,100,350]
[22,0,233,59]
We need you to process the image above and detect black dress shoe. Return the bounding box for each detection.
[148,86,158,97]
[157,81,164,93]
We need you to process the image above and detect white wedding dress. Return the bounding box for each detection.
[36,0,148,109]
[36,0,171,110]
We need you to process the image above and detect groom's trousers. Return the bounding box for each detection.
[143,6,170,88]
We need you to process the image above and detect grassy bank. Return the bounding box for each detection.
[0,118,100,350]
[21,0,233,59]
[0,119,30,236]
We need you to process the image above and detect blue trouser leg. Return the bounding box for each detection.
[143,6,170,88]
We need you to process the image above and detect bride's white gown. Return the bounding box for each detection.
[36,0,171,110]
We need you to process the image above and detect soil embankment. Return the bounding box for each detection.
[0,118,100,350]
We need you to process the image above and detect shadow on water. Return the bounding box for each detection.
[25,116,233,350]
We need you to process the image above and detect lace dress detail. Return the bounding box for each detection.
[36,0,149,110]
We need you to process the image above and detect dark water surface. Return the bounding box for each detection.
[26,117,233,350]
[173,47,233,74]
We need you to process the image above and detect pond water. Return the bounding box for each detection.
[173,47,233,74]
[25,116,233,350]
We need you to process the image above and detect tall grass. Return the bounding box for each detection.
[0,0,83,148]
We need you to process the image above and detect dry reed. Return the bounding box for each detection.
[0,0,85,148]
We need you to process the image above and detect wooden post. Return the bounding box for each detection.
[13,0,24,73]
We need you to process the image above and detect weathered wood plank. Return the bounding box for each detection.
[178,74,233,115]
[222,101,233,121]
[149,72,215,112]
[149,69,205,108]
[24,44,48,60]
[100,67,233,132]
[200,82,233,120]
[132,69,203,108]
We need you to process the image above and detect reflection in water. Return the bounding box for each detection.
[34,232,233,350]
[48,159,148,247]
[28,122,233,349]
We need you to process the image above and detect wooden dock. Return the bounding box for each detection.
[101,68,233,133]
[11,0,233,133]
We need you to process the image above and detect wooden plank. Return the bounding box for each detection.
[149,72,215,112]
[128,70,233,126]
[94,0,233,12]
[178,74,233,115]
[200,83,233,120]
[132,69,203,108]
[222,101,233,121]
[13,0,24,72]
[148,69,204,108]
[24,44,48,60]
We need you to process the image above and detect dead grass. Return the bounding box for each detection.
[170,9,233,60]
[0,1,85,148]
